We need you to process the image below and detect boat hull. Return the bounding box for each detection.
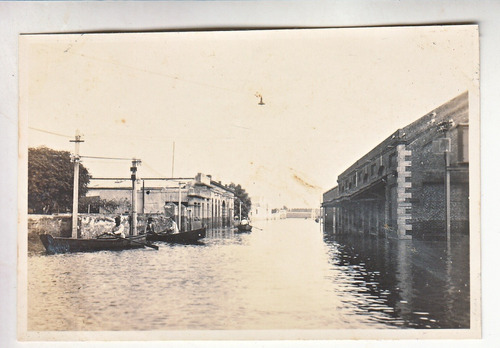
[39,234,147,254]
[146,227,206,244]
[236,224,252,232]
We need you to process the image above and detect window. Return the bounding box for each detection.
[371,163,376,176]
[389,153,397,168]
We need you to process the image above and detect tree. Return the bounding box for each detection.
[79,197,130,214]
[79,196,101,213]
[28,146,91,214]
[229,183,252,219]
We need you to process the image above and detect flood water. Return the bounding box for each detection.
[28,218,469,331]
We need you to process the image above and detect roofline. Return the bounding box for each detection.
[210,180,235,194]
[337,91,469,178]
[323,186,338,195]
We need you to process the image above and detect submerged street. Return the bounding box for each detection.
[28,218,469,331]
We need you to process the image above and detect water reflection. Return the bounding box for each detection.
[206,227,235,240]
[27,219,469,331]
[323,233,470,328]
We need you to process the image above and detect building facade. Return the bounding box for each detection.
[322,92,469,240]
[249,199,287,220]
[286,208,320,219]
[87,173,235,231]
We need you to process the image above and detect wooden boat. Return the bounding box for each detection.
[146,227,206,244]
[39,233,150,254]
[236,220,252,232]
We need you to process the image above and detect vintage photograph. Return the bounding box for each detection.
[18,26,480,340]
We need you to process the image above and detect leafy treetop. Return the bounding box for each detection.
[228,183,252,219]
[28,146,91,214]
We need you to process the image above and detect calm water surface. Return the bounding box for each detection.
[28,219,469,331]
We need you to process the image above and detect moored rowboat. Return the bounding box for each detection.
[146,227,206,244]
[236,220,252,232]
[236,224,252,232]
[39,233,149,254]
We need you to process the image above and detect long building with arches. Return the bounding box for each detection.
[322,92,469,240]
[86,173,235,231]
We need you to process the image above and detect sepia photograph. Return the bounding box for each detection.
[17,25,479,341]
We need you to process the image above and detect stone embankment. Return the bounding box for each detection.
[28,214,171,253]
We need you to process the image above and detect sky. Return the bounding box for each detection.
[20,26,478,208]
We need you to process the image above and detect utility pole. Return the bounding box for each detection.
[70,130,84,239]
[142,179,146,215]
[444,130,451,244]
[437,120,453,244]
[130,158,141,236]
[171,141,175,178]
[178,181,182,231]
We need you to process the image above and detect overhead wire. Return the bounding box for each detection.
[142,160,169,178]
[60,44,245,95]
[80,155,134,161]
[28,43,266,181]
[29,40,265,146]
[28,126,73,138]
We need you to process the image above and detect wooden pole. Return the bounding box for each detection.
[445,131,451,244]
[70,130,84,239]
[171,141,175,178]
[178,181,182,231]
[142,179,145,214]
[130,159,141,236]
[436,120,453,246]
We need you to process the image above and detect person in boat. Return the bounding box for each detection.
[146,217,155,234]
[111,216,125,238]
[166,217,179,234]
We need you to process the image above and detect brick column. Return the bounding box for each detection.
[396,144,412,239]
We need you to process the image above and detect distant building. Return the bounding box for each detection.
[249,198,270,220]
[322,92,469,240]
[87,173,235,230]
[249,198,286,220]
[286,208,320,219]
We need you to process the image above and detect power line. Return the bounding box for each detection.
[142,160,168,178]
[80,155,134,161]
[59,45,244,95]
[28,127,72,138]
